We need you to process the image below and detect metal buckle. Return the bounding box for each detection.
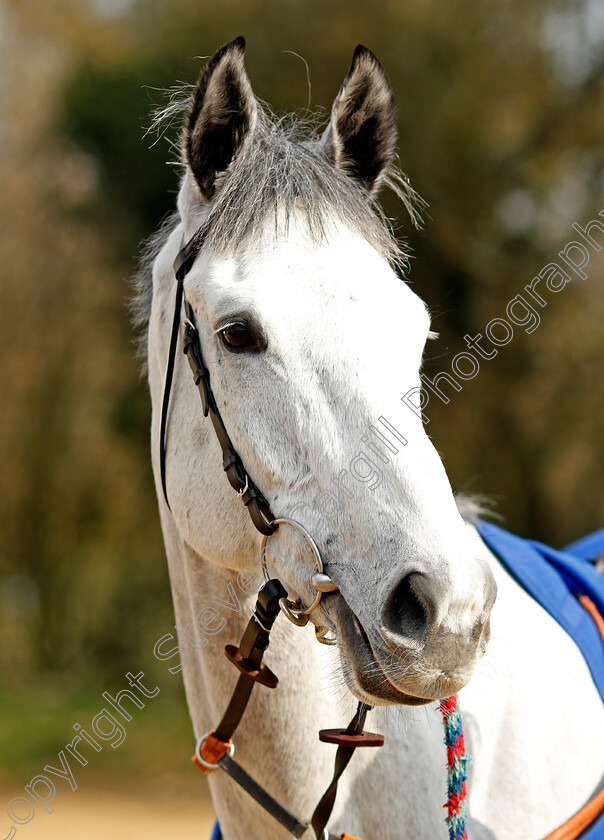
[193,731,235,773]
[278,597,310,626]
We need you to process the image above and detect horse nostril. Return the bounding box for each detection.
[381,571,433,648]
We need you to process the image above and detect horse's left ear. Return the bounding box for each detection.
[323,45,397,196]
[183,36,257,201]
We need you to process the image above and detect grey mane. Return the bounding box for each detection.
[132,106,423,367]
[131,210,179,369]
[193,109,422,260]
[455,493,497,525]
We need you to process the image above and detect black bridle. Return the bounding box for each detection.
[156,230,383,840]
[159,233,276,536]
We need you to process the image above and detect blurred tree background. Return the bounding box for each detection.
[1,0,604,808]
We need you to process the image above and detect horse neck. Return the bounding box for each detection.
[160,514,346,832]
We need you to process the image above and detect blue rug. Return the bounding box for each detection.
[477,520,604,703]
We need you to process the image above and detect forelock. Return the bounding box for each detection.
[195,108,414,265]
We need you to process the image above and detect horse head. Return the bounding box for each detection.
[148,37,497,706]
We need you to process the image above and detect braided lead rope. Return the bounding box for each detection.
[440,695,472,840]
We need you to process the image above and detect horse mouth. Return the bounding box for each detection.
[327,595,434,706]
[350,611,434,706]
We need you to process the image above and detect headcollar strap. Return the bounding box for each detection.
[159,232,276,536]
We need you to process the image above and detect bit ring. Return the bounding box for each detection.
[260,518,327,622]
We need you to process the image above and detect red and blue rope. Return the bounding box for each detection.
[440,694,472,840]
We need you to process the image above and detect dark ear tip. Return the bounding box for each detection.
[212,36,246,65]
[199,36,246,83]
[350,44,391,85]
[230,35,246,52]
[352,44,377,66]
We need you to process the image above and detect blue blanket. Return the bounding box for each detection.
[477,520,604,840]
[476,520,604,704]
[211,522,604,840]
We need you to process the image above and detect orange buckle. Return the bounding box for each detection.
[341,834,363,839]
[191,730,234,774]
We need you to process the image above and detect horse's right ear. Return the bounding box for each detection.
[183,36,257,201]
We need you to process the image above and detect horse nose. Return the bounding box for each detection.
[380,568,497,653]
[380,571,437,650]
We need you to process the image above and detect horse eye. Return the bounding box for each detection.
[220,323,255,350]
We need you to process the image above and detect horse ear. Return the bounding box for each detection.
[184,36,257,200]
[323,45,397,195]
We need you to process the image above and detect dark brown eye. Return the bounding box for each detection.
[221,323,255,350]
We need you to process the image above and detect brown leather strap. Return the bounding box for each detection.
[159,236,206,510]
[159,274,185,510]
[311,703,374,839]
[542,595,604,840]
[193,579,310,838]
[542,787,604,840]
[182,298,276,536]
[193,579,376,840]
[579,595,604,643]
[217,753,309,838]
[160,235,276,535]
[213,580,286,743]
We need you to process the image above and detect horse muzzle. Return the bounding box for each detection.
[327,564,496,706]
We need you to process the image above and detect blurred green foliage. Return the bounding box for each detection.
[0,679,193,782]
[1,0,604,770]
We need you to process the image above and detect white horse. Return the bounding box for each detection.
[138,38,604,839]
